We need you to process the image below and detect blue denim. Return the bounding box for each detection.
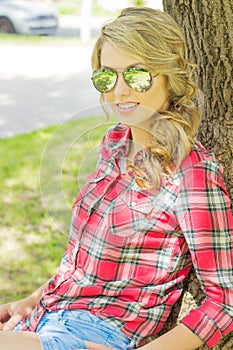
[15,309,133,350]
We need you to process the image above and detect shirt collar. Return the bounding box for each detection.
[105,124,148,170]
[105,123,132,159]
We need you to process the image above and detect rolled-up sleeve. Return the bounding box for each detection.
[175,160,233,347]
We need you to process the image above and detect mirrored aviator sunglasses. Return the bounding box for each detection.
[91,67,154,93]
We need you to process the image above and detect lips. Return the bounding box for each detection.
[116,102,139,114]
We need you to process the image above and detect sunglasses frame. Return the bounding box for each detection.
[91,67,157,93]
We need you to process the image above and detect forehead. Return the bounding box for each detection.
[100,41,141,68]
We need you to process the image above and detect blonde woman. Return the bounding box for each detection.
[0,7,232,350]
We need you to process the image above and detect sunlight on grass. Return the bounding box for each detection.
[0,115,116,302]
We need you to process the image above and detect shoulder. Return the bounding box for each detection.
[178,141,226,190]
[175,142,231,211]
[180,140,222,174]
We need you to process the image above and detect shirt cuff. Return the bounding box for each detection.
[180,300,233,348]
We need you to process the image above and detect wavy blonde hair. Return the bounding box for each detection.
[91,7,200,189]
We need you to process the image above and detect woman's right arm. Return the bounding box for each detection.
[0,280,49,331]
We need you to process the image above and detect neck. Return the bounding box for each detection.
[131,125,152,148]
[126,125,153,162]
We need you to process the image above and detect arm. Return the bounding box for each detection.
[174,161,233,347]
[0,280,49,331]
[138,324,203,350]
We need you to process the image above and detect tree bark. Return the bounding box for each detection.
[163,0,233,201]
[158,1,233,349]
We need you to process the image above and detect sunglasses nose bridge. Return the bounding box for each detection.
[113,71,131,95]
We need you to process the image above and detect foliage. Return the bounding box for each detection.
[53,0,114,17]
[130,0,147,6]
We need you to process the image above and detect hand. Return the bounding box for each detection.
[0,297,35,331]
[85,341,115,350]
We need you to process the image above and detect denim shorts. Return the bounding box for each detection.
[15,309,133,350]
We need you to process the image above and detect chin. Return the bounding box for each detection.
[117,114,152,130]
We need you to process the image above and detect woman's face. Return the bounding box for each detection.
[100,41,169,129]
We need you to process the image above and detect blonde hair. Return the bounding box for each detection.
[92,7,200,189]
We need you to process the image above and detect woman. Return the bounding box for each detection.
[0,7,232,350]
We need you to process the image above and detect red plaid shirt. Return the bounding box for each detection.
[21,124,233,348]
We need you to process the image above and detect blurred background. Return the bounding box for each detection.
[0,0,164,302]
[0,0,163,138]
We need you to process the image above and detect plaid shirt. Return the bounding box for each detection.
[21,124,233,348]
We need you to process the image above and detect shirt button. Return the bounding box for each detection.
[131,201,136,207]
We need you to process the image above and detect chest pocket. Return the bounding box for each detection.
[71,170,108,239]
[73,165,112,213]
[106,191,161,243]
[106,186,180,246]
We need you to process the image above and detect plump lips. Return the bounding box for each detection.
[116,102,139,114]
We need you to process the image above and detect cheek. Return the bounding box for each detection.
[144,85,169,110]
[104,93,118,114]
[104,92,114,104]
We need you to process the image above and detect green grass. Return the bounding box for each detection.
[53,0,144,16]
[0,115,116,303]
[54,0,81,16]
[54,0,115,17]
[0,33,84,46]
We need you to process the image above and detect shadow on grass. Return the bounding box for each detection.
[0,115,115,302]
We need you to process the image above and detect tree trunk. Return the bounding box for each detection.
[158,1,233,349]
[163,0,233,201]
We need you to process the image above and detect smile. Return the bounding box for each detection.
[117,103,139,109]
[116,103,140,114]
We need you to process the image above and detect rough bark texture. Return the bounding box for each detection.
[156,1,233,349]
[162,0,233,200]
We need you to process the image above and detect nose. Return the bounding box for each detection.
[114,73,130,96]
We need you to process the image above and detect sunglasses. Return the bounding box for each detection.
[91,67,157,93]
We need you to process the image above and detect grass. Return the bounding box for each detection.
[0,33,83,46]
[54,0,115,16]
[0,115,116,303]
[54,0,81,16]
[0,0,115,303]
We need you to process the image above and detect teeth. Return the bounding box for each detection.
[117,103,137,109]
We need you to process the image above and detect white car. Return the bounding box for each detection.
[0,0,59,35]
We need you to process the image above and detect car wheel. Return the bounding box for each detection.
[0,17,16,33]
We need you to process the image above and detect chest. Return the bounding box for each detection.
[72,160,182,246]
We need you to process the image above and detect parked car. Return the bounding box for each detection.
[0,0,59,35]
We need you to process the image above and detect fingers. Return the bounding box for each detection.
[0,322,7,331]
[0,309,10,324]
[2,313,22,331]
[0,299,33,331]
[0,306,12,331]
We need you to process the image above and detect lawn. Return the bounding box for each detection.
[0,115,115,303]
[0,0,116,303]
[54,0,114,16]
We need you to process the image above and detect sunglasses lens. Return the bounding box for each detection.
[92,68,117,93]
[124,68,152,92]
